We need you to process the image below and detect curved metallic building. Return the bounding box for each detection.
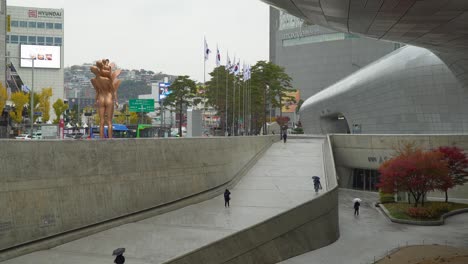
[261,0,468,134]
[300,45,468,134]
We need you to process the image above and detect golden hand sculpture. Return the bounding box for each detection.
[90,59,122,139]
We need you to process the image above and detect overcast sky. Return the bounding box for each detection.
[8,0,270,82]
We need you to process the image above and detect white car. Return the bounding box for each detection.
[15,134,32,140]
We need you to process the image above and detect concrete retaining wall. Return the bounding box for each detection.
[330,134,468,199]
[0,136,276,251]
[164,136,340,264]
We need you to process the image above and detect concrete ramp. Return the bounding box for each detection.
[3,138,339,264]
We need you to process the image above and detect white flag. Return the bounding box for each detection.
[204,37,211,61]
[226,51,231,70]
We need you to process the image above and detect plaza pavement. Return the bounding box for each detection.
[281,188,468,264]
[2,138,326,264]
[6,137,466,264]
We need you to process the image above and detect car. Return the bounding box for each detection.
[64,132,85,139]
[15,134,32,140]
[32,132,43,140]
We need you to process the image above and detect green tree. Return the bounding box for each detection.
[204,66,235,132]
[114,104,139,125]
[296,99,304,114]
[164,75,198,137]
[27,92,40,123]
[38,88,53,122]
[10,92,29,124]
[69,104,80,125]
[52,98,68,124]
[250,61,295,134]
[0,83,7,114]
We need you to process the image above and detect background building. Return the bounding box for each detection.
[6,5,64,119]
[0,1,6,87]
[270,7,399,101]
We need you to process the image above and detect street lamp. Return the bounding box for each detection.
[6,56,35,137]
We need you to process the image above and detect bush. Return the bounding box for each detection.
[429,203,450,215]
[292,127,304,134]
[405,203,450,219]
[406,207,437,219]
[379,190,394,204]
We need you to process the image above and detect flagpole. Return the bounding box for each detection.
[216,67,219,133]
[243,79,246,136]
[232,78,235,136]
[238,79,241,136]
[225,67,228,136]
[247,78,252,135]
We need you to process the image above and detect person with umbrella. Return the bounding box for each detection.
[312,176,322,193]
[353,198,361,216]
[113,248,125,264]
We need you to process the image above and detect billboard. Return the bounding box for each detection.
[282,90,300,113]
[20,45,61,69]
[158,82,172,101]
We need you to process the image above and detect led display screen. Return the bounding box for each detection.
[20,45,61,69]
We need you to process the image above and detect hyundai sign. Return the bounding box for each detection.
[158,82,171,101]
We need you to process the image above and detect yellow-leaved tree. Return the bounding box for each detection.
[10,92,29,124]
[52,98,68,124]
[38,88,52,122]
[0,83,7,114]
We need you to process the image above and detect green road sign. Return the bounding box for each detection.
[129,99,155,112]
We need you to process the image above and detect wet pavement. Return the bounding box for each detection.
[281,189,468,264]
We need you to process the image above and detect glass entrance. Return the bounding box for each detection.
[352,168,380,192]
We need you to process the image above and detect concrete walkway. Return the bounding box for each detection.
[281,189,468,264]
[3,138,326,264]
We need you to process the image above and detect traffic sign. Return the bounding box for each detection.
[129,99,155,112]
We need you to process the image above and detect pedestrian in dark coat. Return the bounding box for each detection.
[283,131,287,143]
[354,201,360,216]
[224,189,231,207]
[313,178,322,193]
[114,254,125,264]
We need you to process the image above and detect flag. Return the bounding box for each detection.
[226,51,231,71]
[21,85,30,93]
[230,55,236,74]
[246,64,251,80]
[204,37,211,61]
[242,62,246,79]
[234,60,240,75]
[216,45,221,67]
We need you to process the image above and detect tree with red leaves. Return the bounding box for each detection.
[435,146,468,202]
[378,146,450,207]
[276,116,290,128]
[276,116,290,135]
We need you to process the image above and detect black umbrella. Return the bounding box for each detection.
[312,176,320,180]
[112,248,125,256]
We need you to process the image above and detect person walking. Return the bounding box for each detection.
[282,131,287,143]
[354,200,361,216]
[224,189,231,207]
[114,254,125,264]
[313,177,322,193]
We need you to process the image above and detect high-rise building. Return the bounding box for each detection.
[6,5,64,119]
